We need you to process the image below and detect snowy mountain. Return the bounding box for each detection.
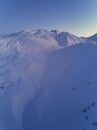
[51,30,85,46]
[1,29,91,48]
[0,29,97,130]
[87,33,97,43]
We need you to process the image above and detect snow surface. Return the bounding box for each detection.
[87,33,97,44]
[0,29,97,130]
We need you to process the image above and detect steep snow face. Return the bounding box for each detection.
[23,44,97,130]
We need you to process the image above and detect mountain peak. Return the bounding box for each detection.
[18,29,36,34]
[54,31,84,46]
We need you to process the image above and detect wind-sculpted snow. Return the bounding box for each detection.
[0,29,97,130]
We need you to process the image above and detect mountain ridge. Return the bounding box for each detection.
[1,29,97,47]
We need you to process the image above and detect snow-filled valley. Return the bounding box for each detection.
[0,29,97,130]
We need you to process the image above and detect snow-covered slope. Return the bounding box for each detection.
[0,29,61,130]
[23,43,97,130]
[87,33,97,43]
[0,29,97,130]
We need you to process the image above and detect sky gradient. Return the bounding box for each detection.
[0,0,97,36]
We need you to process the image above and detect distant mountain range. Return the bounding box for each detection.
[0,29,97,130]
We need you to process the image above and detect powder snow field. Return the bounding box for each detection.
[0,29,97,130]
